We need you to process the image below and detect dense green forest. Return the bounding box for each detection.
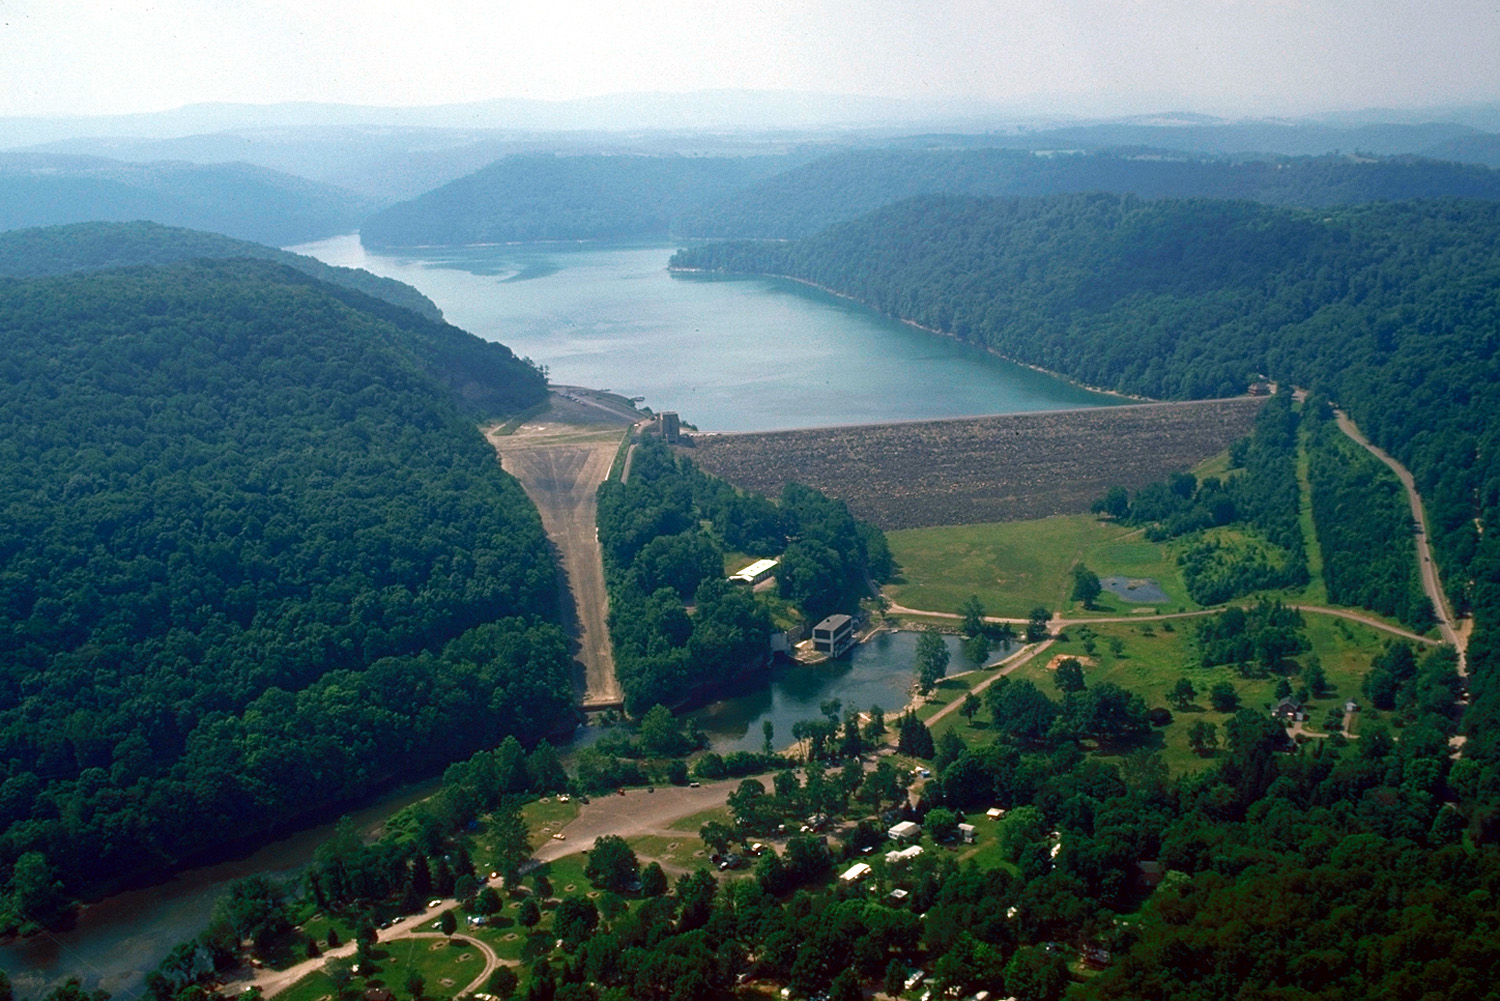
[677,147,1500,239]
[596,439,891,715]
[0,153,373,246]
[671,191,1500,785]
[1101,391,1310,605]
[359,154,793,247]
[0,258,566,930]
[0,221,442,321]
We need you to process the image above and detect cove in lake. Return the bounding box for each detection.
[290,237,1124,431]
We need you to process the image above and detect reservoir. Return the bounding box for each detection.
[291,237,1122,431]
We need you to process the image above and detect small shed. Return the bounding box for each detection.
[839,862,872,883]
[888,820,921,841]
[957,823,977,844]
[1345,698,1360,714]
[888,888,910,905]
[985,807,1005,820]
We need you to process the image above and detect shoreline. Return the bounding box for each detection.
[667,266,1155,405]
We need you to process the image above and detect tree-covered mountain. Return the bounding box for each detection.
[0,257,565,927]
[0,152,373,246]
[672,192,1500,765]
[0,220,442,321]
[359,153,794,247]
[676,147,1500,239]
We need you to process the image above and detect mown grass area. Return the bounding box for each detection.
[885,515,1199,619]
[926,611,1393,776]
[383,936,487,996]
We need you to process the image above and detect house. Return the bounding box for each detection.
[730,558,779,586]
[888,820,921,841]
[811,614,855,657]
[659,411,681,442]
[1135,860,1164,889]
[886,844,924,865]
[957,823,977,844]
[1272,698,1307,722]
[1080,945,1112,970]
[839,862,872,883]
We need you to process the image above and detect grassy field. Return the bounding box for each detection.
[928,611,1393,775]
[886,515,1198,618]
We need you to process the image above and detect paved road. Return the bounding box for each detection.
[1335,410,1469,675]
[489,413,627,708]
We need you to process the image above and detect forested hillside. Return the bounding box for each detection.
[0,220,442,321]
[0,259,568,930]
[672,193,1500,766]
[359,154,792,247]
[0,153,372,246]
[678,148,1500,238]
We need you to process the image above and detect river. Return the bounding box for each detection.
[289,237,1121,431]
[7,238,1108,997]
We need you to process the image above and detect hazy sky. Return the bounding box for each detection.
[4,0,1499,118]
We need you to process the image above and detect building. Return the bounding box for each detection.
[888,820,921,841]
[1272,698,1307,722]
[660,411,681,442]
[958,823,977,844]
[839,862,872,883]
[812,613,855,657]
[886,844,924,865]
[730,558,779,585]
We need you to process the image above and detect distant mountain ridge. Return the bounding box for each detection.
[0,152,373,245]
[360,153,794,247]
[677,148,1500,239]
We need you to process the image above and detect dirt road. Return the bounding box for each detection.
[488,389,639,707]
[1335,410,1469,675]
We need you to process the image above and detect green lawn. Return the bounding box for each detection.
[928,610,1391,775]
[885,515,1198,619]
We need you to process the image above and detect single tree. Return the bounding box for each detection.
[1170,677,1197,709]
[1188,720,1220,756]
[915,630,950,694]
[404,968,425,1001]
[1027,607,1052,642]
[1071,565,1103,608]
[486,966,519,1001]
[959,595,986,637]
[699,820,736,856]
[583,835,640,892]
[516,897,541,928]
[1209,681,1240,713]
[960,691,981,721]
[924,807,960,842]
[1053,658,1086,693]
[438,909,457,938]
[639,861,668,898]
[762,719,775,754]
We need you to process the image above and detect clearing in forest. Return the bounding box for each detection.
[486,387,641,708]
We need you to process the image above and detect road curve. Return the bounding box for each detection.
[1334,411,1468,675]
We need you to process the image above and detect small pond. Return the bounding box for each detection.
[1099,575,1169,603]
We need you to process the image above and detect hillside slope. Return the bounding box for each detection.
[0,258,566,923]
[360,153,791,246]
[0,220,443,321]
[0,152,372,246]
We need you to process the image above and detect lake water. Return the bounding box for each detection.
[689,631,994,753]
[290,236,1122,431]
